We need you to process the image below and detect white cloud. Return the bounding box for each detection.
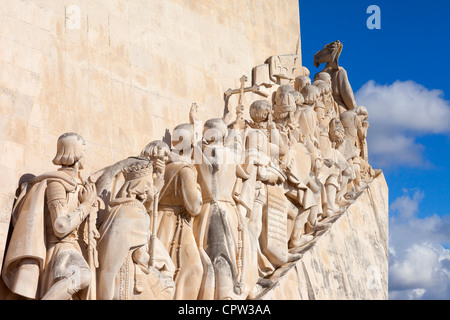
[355,80,450,168]
[389,190,450,299]
[390,189,424,220]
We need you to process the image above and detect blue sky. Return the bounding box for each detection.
[299,0,450,299]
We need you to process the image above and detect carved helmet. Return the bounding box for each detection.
[273,91,296,116]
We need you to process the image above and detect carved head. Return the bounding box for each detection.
[203,118,228,145]
[273,91,296,120]
[355,106,369,121]
[140,140,170,161]
[313,72,332,87]
[249,100,271,123]
[119,160,155,208]
[313,40,343,69]
[172,123,194,152]
[291,90,304,107]
[313,80,331,96]
[52,132,86,168]
[314,100,326,120]
[302,84,320,106]
[294,75,311,93]
[330,118,345,146]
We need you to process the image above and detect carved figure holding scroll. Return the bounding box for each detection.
[271,87,317,249]
[243,100,293,278]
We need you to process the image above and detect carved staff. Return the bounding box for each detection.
[150,147,168,268]
[150,189,160,268]
[84,186,103,301]
[234,75,247,130]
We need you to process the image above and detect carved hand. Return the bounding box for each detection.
[79,183,97,207]
[189,103,199,125]
[223,111,234,125]
[265,173,279,185]
[154,158,166,176]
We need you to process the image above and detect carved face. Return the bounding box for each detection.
[132,175,155,210]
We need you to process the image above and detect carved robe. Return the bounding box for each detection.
[193,135,258,300]
[157,160,203,300]
[323,67,357,114]
[1,169,89,300]
[97,198,175,300]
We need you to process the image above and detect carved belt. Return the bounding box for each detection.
[158,205,185,214]
[202,196,235,204]
[159,205,191,223]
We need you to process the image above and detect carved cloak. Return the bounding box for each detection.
[1,171,77,299]
[96,198,174,300]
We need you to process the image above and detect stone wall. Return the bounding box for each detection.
[0,0,301,270]
[256,173,389,300]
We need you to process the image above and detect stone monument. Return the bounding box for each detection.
[0,1,388,300]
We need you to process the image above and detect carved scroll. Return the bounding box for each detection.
[260,185,289,267]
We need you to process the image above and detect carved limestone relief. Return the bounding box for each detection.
[0,42,377,300]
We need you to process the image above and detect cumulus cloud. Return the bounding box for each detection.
[389,190,450,299]
[355,80,450,169]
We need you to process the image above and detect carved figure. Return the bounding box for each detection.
[271,86,319,248]
[340,106,374,185]
[192,116,258,300]
[2,133,98,300]
[329,118,357,203]
[96,158,175,300]
[314,40,357,114]
[244,100,291,276]
[156,123,204,300]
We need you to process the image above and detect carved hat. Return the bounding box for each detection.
[313,40,343,69]
[355,106,369,120]
[274,91,296,115]
[313,71,331,86]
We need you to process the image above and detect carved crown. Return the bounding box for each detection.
[122,161,153,181]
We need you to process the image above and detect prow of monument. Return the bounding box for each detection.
[0,1,387,300]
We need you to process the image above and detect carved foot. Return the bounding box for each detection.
[306,221,332,234]
[257,278,274,288]
[247,284,263,300]
[337,197,354,207]
[288,252,303,262]
[289,234,314,248]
